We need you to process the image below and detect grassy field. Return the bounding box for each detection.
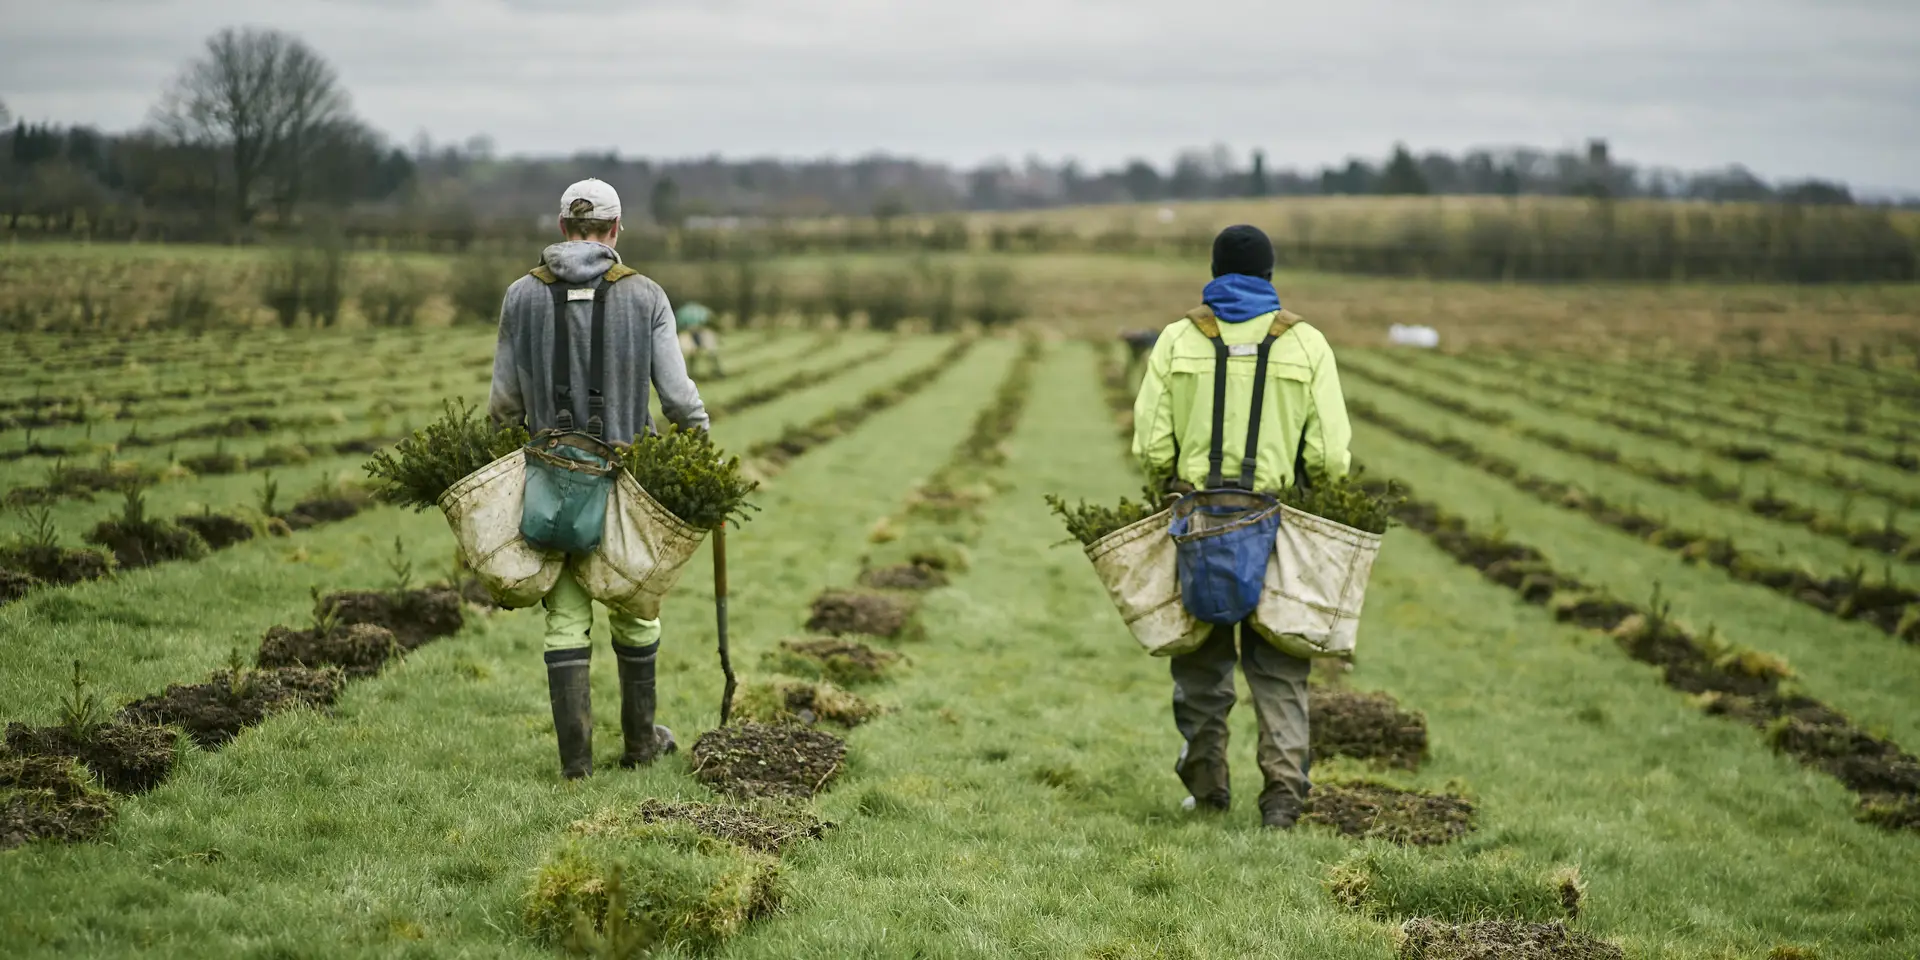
[3,306,1918,958]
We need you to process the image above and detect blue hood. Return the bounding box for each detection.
[1202,274,1281,323]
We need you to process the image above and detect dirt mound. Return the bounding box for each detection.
[571,799,830,855]
[84,517,207,570]
[805,589,916,638]
[0,753,115,850]
[1397,919,1622,960]
[1305,782,1476,846]
[4,721,176,794]
[772,638,902,686]
[1,569,45,604]
[691,722,846,800]
[280,493,365,531]
[0,545,113,587]
[174,511,256,550]
[858,562,949,590]
[321,588,463,649]
[258,622,401,679]
[1311,689,1429,769]
[734,679,880,728]
[120,666,344,749]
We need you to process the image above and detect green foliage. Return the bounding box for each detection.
[523,826,782,954]
[362,399,529,511]
[620,425,759,531]
[1280,470,1401,534]
[57,661,106,742]
[1045,487,1162,546]
[385,536,414,596]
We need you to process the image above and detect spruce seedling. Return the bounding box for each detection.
[58,660,107,742]
[225,646,256,700]
[566,866,658,960]
[258,472,281,518]
[310,586,341,637]
[386,536,414,597]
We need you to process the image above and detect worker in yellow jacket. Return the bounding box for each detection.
[1130,224,1353,829]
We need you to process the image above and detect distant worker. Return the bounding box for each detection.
[1130,224,1353,829]
[1119,328,1160,386]
[488,178,711,780]
[676,301,725,381]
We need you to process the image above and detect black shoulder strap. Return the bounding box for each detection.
[1200,311,1296,491]
[548,279,612,440]
[1240,332,1281,489]
[1204,330,1230,489]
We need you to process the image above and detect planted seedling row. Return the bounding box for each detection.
[1431,350,1920,481]
[1378,479,1920,832]
[706,341,900,421]
[746,338,979,475]
[1349,398,1920,644]
[1343,360,1920,564]
[2,542,469,850]
[1538,344,1920,426]
[1080,341,1483,847]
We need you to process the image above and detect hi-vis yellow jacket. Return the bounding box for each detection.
[1131,307,1352,493]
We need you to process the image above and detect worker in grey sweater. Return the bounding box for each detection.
[488,178,710,780]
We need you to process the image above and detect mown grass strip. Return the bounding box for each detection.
[1377,478,1920,832]
[1343,358,1920,563]
[1348,397,1920,644]
[747,338,978,476]
[707,341,899,420]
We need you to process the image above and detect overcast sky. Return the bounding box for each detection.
[2,0,1916,192]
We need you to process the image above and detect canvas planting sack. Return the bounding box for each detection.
[439,449,564,608]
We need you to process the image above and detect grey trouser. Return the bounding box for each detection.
[1171,621,1311,814]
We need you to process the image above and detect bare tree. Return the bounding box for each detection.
[152,27,351,225]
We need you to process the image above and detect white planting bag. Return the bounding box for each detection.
[1249,504,1381,660]
[439,450,564,609]
[570,469,708,621]
[1086,508,1212,657]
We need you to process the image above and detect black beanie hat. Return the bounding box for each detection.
[1211,224,1275,279]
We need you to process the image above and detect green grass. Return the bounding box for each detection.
[2,334,1918,958]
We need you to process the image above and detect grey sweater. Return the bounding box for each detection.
[488,241,708,443]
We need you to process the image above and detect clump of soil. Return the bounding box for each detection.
[279,491,367,531]
[570,799,830,855]
[320,588,463,649]
[1396,919,1622,960]
[858,561,949,590]
[0,753,116,850]
[258,622,401,679]
[120,666,345,749]
[769,638,902,686]
[691,722,846,800]
[0,544,113,587]
[524,828,782,953]
[734,678,880,728]
[1311,689,1429,769]
[805,589,917,639]
[84,516,207,570]
[0,569,41,604]
[1304,781,1476,846]
[4,721,176,794]
[174,511,256,550]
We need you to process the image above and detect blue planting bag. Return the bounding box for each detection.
[1170,489,1281,625]
[520,432,618,555]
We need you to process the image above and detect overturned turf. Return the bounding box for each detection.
[84,516,207,570]
[769,638,902,686]
[691,723,846,800]
[734,679,880,728]
[1312,688,1429,769]
[1397,919,1623,960]
[858,561,950,591]
[1305,782,1477,847]
[320,587,463,649]
[4,721,177,794]
[258,622,401,679]
[174,511,256,550]
[805,589,917,639]
[571,799,830,855]
[0,753,116,850]
[120,666,345,749]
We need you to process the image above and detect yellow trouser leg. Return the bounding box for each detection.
[544,570,662,652]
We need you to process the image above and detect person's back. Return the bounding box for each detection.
[486,178,709,782]
[1128,224,1353,830]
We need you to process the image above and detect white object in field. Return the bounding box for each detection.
[1157,207,1177,224]
[570,468,708,620]
[1248,504,1381,660]
[1086,508,1211,657]
[1388,324,1440,348]
[440,450,564,608]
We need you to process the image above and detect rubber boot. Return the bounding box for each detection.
[614,641,676,767]
[545,649,593,780]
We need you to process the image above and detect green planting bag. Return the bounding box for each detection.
[521,432,617,555]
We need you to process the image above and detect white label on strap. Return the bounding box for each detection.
[567,288,595,301]
[1227,343,1259,357]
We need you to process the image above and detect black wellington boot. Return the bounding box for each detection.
[545,649,593,780]
[614,641,676,767]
